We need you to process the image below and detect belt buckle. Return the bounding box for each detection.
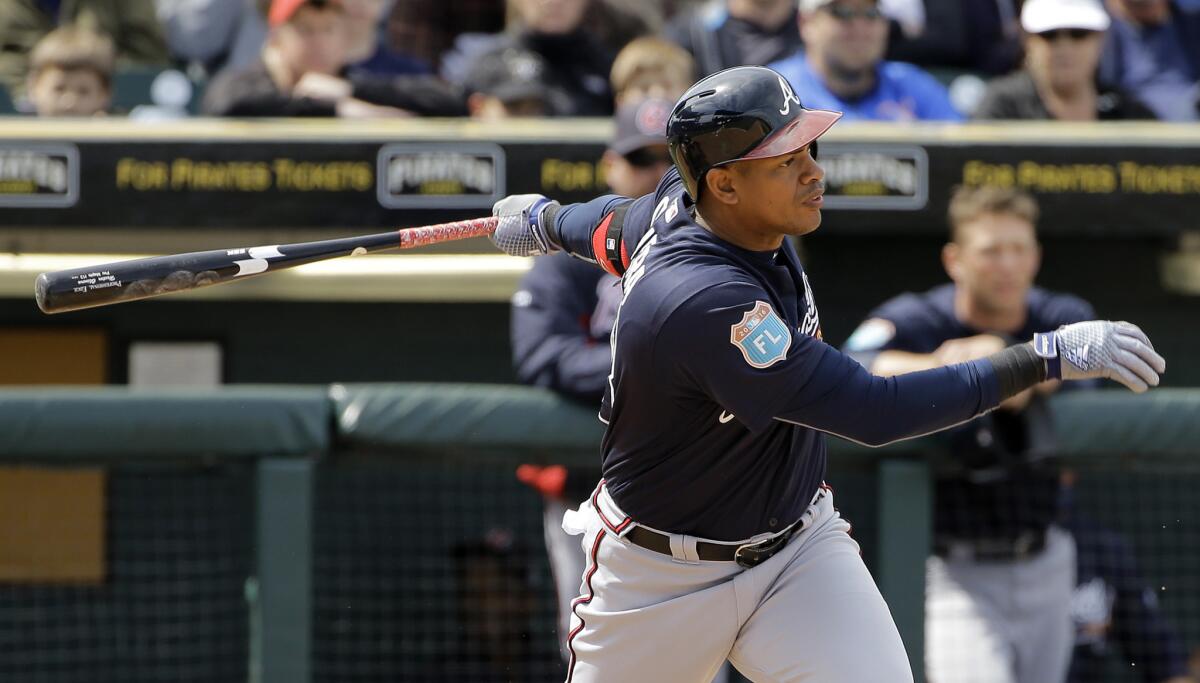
[734,534,788,568]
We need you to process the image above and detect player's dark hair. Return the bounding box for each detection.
[947,185,1039,243]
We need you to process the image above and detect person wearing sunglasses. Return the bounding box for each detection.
[768,0,964,121]
[974,0,1156,120]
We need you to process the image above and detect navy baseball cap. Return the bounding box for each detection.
[464,48,551,105]
[610,97,672,156]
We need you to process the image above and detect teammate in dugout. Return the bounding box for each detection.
[509,96,670,661]
[842,185,1097,683]
[488,65,1166,682]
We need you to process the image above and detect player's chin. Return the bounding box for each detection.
[793,213,822,235]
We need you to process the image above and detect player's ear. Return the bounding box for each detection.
[705,167,739,206]
[941,242,961,280]
[601,149,619,172]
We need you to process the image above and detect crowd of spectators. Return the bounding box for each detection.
[1,0,1198,122]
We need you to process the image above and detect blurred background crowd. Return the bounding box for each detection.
[2,0,1200,124]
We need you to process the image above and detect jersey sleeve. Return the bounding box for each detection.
[553,192,657,276]
[842,293,933,369]
[844,295,926,351]
[510,254,612,401]
[656,282,1001,444]
[1044,293,1096,328]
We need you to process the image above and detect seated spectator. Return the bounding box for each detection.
[884,0,1023,76]
[974,0,1156,120]
[464,47,560,119]
[586,0,662,57]
[1099,0,1200,121]
[609,36,695,108]
[602,97,675,199]
[25,26,113,117]
[387,0,505,74]
[156,0,268,76]
[0,0,167,101]
[665,0,801,77]
[448,0,615,116]
[202,0,464,117]
[769,0,964,121]
[341,0,432,78]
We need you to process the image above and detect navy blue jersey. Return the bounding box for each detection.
[552,169,1004,541]
[845,283,1095,359]
[511,252,621,403]
[1066,508,1188,683]
[845,283,1096,541]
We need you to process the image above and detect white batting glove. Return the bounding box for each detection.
[490,194,560,256]
[1032,321,1166,393]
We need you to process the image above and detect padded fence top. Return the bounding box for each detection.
[1050,389,1200,458]
[0,386,330,458]
[330,383,605,454]
[330,384,1200,460]
[0,384,1194,461]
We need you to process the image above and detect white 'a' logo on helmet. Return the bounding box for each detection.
[778,75,801,116]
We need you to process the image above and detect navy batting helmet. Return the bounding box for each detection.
[666,66,842,200]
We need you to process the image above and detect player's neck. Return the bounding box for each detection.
[954,288,1027,334]
[1032,75,1099,121]
[695,205,786,253]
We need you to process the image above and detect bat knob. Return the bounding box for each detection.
[34,272,52,314]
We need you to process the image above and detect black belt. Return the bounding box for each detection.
[626,521,803,568]
[934,528,1047,562]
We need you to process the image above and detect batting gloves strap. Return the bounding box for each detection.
[1032,321,1166,393]
[490,194,561,257]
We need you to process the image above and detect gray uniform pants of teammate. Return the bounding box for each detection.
[925,527,1076,683]
[561,484,913,683]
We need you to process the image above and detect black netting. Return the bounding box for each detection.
[0,465,254,683]
[313,457,562,683]
[928,460,1200,683]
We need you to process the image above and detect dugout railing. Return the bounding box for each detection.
[0,385,1197,683]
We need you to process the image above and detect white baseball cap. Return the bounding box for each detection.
[1020,0,1111,34]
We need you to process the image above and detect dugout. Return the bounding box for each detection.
[0,119,1198,387]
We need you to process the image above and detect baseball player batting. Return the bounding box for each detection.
[490,66,1166,682]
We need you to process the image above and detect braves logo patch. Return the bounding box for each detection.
[731,301,791,368]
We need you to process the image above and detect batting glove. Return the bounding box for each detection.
[1032,321,1166,393]
[490,194,560,256]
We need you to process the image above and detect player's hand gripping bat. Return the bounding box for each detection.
[34,216,499,314]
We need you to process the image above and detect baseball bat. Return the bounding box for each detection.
[34,216,499,314]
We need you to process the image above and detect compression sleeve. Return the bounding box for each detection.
[552,193,655,275]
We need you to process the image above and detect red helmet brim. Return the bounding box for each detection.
[740,108,842,161]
